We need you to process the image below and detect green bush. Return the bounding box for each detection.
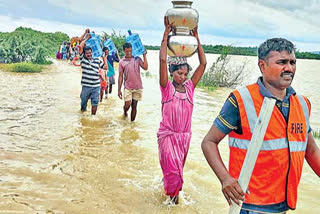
[200,46,248,88]
[32,46,53,65]
[0,27,69,63]
[1,62,43,73]
[312,128,320,139]
[197,81,217,91]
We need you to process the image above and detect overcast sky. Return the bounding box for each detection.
[1,0,320,51]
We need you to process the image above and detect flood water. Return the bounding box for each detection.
[0,50,319,213]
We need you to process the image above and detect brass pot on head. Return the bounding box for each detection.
[165,0,199,57]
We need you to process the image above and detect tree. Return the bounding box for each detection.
[0,27,69,64]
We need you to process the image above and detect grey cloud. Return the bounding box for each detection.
[2,0,320,50]
[47,0,169,29]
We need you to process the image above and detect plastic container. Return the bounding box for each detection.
[125,30,146,57]
[85,33,103,58]
[103,38,118,55]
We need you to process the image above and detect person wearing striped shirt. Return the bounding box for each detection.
[78,29,108,115]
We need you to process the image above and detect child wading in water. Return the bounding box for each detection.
[98,51,109,102]
[102,47,120,98]
[99,68,108,102]
[157,17,206,204]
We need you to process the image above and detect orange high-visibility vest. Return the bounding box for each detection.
[229,83,310,209]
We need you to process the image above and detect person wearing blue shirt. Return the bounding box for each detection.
[102,47,120,98]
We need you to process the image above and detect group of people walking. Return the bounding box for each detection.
[78,29,148,117]
[56,41,79,61]
[77,15,320,213]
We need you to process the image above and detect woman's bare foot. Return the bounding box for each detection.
[170,195,179,204]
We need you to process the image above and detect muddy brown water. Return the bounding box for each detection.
[0,51,319,213]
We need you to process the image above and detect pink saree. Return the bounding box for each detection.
[157,79,194,197]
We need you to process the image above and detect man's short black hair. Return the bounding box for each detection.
[123,42,132,50]
[103,47,109,52]
[258,38,295,60]
[83,46,92,53]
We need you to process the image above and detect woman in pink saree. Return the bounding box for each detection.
[157,17,207,204]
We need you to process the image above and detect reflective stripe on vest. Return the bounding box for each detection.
[238,87,257,133]
[229,138,307,152]
[230,137,287,150]
[297,95,310,143]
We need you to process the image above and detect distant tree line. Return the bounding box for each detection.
[145,45,320,60]
[1,27,319,64]
[295,51,320,60]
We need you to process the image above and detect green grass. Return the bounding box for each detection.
[197,81,218,92]
[35,59,53,65]
[312,128,320,139]
[0,62,44,73]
